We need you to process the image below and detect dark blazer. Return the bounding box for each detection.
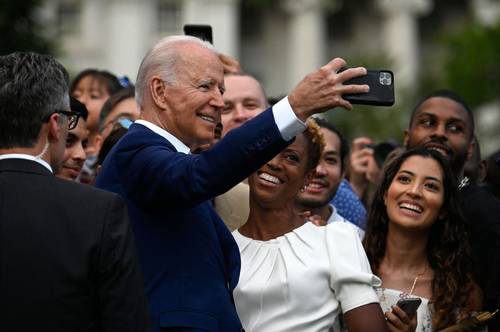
[0,158,149,332]
[460,183,500,330]
[96,109,290,331]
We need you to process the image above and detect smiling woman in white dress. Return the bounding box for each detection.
[232,120,391,332]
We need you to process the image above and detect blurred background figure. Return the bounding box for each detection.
[214,72,269,230]
[71,69,124,151]
[70,69,126,184]
[220,73,268,136]
[483,149,500,200]
[463,136,488,185]
[96,119,131,175]
[94,86,138,152]
[331,136,398,229]
[348,137,399,204]
[56,97,89,181]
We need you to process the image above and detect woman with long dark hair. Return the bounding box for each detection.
[363,148,482,331]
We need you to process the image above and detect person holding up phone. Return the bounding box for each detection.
[363,148,483,331]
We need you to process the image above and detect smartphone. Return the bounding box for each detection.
[183,24,213,44]
[396,297,422,316]
[342,69,395,106]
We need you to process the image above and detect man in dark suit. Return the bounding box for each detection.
[96,35,369,331]
[0,52,149,331]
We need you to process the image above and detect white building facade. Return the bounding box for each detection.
[38,0,500,153]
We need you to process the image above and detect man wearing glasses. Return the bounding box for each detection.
[0,52,149,331]
[56,97,90,181]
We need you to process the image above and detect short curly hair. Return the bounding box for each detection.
[303,118,324,172]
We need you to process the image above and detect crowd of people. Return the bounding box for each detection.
[1,33,500,332]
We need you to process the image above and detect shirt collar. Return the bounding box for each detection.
[0,153,53,173]
[134,120,190,154]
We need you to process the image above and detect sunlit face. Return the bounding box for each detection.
[384,155,445,232]
[221,75,267,136]
[405,97,473,176]
[296,128,343,208]
[249,134,310,208]
[57,119,89,180]
[72,75,110,132]
[160,44,225,149]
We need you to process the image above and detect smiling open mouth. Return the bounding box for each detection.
[425,144,450,157]
[199,115,215,123]
[399,202,423,214]
[305,182,327,193]
[259,172,282,184]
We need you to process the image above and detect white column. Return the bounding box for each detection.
[104,0,156,79]
[80,0,105,49]
[283,0,328,91]
[182,0,239,57]
[472,0,500,26]
[377,0,432,90]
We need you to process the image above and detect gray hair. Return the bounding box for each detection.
[135,35,215,107]
[0,52,69,148]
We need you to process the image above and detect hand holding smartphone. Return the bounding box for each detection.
[396,297,422,316]
[341,68,395,106]
[385,298,420,332]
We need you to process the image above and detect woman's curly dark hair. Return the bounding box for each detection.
[363,147,474,330]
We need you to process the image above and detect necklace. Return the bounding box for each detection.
[458,176,470,190]
[400,265,428,299]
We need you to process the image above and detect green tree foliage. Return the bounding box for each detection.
[441,21,500,108]
[0,0,53,55]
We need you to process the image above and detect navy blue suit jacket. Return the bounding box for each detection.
[96,109,290,331]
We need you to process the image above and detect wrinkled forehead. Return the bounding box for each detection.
[224,75,266,102]
[178,43,223,75]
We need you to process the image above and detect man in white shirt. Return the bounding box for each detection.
[296,118,365,238]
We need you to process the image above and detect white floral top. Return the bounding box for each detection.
[376,288,433,332]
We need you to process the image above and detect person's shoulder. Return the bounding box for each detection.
[52,176,122,203]
[325,219,360,235]
[461,183,500,218]
[462,183,500,201]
